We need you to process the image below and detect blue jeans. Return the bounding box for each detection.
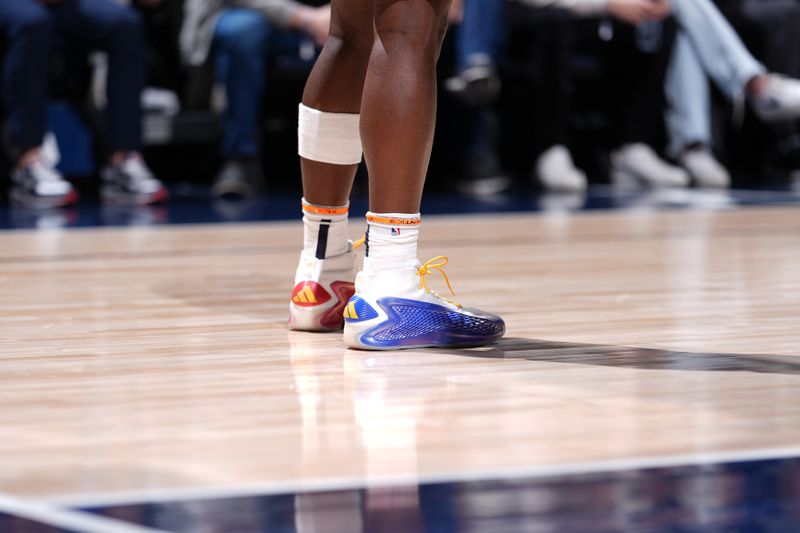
[212,9,309,158]
[665,0,765,155]
[455,0,506,71]
[0,0,145,158]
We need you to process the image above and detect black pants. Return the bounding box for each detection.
[507,5,676,156]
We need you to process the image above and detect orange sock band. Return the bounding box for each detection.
[365,213,421,227]
[302,203,349,217]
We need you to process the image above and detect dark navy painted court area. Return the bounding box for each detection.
[43,457,800,532]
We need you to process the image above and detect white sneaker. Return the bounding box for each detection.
[679,148,731,188]
[611,143,689,188]
[343,257,505,350]
[289,243,356,332]
[10,160,78,209]
[535,145,587,192]
[101,155,167,205]
[751,74,800,122]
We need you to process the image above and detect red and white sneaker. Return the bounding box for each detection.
[10,160,78,209]
[289,243,357,331]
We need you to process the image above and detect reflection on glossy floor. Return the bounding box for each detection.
[1,205,799,530]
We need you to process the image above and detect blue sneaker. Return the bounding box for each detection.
[343,256,505,350]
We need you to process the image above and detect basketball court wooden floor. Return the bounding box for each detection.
[1,204,799,532]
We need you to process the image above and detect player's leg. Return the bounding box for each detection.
[343,0,505,350]
[290,0,373,331]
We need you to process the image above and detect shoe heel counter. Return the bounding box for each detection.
[343,295,379,323]
[291,281,333,307]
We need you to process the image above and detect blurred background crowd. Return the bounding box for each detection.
[3,0,800,211]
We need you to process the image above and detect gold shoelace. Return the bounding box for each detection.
[418,256,461,308]
[353,236,462,307]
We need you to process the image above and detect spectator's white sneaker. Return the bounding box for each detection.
[679,147,731,188]
[289,244,356,332]
[535,145,587,192]
[10,160,78,209]
[751,74,800,122]
[101,155,167,206]
[612,143,689,188]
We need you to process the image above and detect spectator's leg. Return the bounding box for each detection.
[212,9,271,160]
[445,0,504,103]
[665,32,712,157]
[0,1,53,161]
[512,8,586,191]
[527,10,574,157]
[48,0,165,204]
[456,0,506,71]
[615,20,676,149]
[607,19,690,187]
[50,0,146,156]
[670,0,764,100]
[666,32,731,187]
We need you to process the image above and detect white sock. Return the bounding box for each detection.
[302,198,349,259]
[362,212,421,274]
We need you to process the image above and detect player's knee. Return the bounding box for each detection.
[329,17,373,55]
[325,31,373,62]
[374,5,447,52]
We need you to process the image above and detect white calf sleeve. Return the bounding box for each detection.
[298,103,362,165]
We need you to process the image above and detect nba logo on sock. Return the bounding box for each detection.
[391,228,401,236]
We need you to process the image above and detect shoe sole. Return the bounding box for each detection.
[10,187,79,209]
[612,169,688,189]
[101,186,169,206]
[343,296,505,351]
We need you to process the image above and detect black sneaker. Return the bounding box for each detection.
[9,160,78,209]
[212,157,264,200]
[100,155,168,205]
[457,150,511,198]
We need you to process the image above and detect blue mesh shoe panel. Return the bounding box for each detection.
[358,297,505,349]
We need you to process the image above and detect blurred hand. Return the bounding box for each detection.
[449,0,465,24]
[651,0,671,18]
[607,0,670,25]
[297,5,331,47]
